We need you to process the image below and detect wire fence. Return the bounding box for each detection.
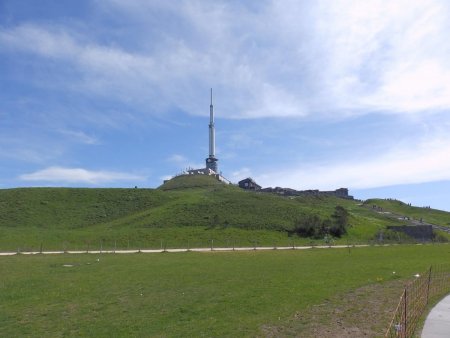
[6,239,359,255]
[385,264,450,337]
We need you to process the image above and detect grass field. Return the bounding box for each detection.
[1,244,450,337]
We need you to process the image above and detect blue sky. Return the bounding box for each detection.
[1,0,450,211]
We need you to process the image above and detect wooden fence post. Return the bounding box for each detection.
[404,287,409,337]
[403,288,407,338]
[426,266,432,305]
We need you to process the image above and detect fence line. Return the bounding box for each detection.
[385,264,450,337]
[5,238,449,254]
[0,243,374,256]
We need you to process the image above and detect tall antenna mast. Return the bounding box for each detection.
[206,88,218,173]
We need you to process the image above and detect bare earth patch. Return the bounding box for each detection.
[261,279,406,337]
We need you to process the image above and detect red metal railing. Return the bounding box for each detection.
[386,265,450,337]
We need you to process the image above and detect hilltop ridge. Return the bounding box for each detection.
[159,174,227,190]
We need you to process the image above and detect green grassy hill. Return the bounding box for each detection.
[1,175,448,251]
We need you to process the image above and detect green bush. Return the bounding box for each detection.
[290,206,350,239]
[434,232,449,243]
[329,206,349,237]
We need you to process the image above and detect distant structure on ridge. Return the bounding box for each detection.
[205,88,218,173]
[238,177,353,200]
[180,89,230,184]
[166,90,350,198]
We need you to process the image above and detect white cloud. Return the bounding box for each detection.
[2,1,450,120]
[19,166,146,184]
[0,24,160,106]
[257,133,450,190]
[363,60,450,113]
[0,24,76,58]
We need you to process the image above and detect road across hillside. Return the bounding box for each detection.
[365,204,450,234]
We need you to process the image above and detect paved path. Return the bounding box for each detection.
[422,294,450,337]
[0,244,373,256]
[365,204,450,235]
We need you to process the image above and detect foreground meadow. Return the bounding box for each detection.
[1,245,450,337]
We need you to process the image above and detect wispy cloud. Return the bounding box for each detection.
[0,135,65,164]
[166,153,204,171]
[257,132,450,190]
[231,167,252,181]
[58,129,99,145]
[0,24,157,100]
[19,166,146,185]
[226,132,263,150]
[2,0,450,196]
[3,1,450,121]
[167,154,187,163]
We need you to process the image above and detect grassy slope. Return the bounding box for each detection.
[364,198,450,227]
[2,175,448,250]
[1,245,450,337]
[0,187,170,228]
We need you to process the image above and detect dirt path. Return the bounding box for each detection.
[0,244,372,256]
[261,279,406,337]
